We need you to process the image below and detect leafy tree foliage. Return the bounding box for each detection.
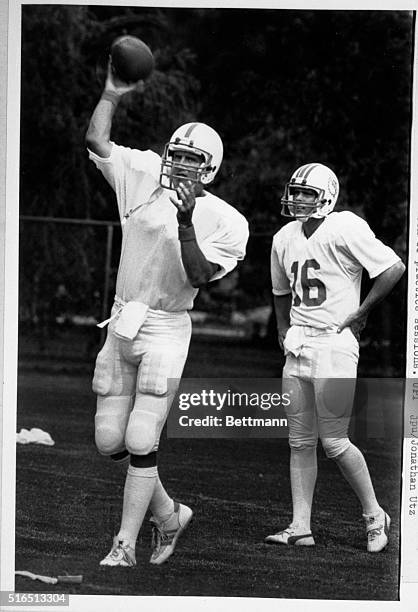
[20,5,201,316]
[19,6,412,372]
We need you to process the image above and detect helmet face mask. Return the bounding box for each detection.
[281,163,339,220]
[281,184,326,220]
[160,123,223,191]
[160,144,211,189]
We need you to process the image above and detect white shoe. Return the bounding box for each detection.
[265,526,315,546]
[149,501,193,565]
[99,536,136,567]
[364,509,391,553]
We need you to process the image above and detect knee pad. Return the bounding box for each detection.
[289,436,318,452]
[125,410,159,455]
[321,437,351,459]
[95,395,132,455]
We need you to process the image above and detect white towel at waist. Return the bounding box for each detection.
[97,296,149,340]
[283,326,305,357]
[283,325,338,357]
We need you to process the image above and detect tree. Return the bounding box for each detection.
[19,6,412,373]
[20,5,201,316]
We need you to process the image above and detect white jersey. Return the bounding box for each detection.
[89,143,249,311]
[271,211,400,329]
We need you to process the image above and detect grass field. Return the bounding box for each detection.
[15,336,401,600]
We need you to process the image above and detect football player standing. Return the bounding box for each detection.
[85,64,248,567]
[268,163,405,552]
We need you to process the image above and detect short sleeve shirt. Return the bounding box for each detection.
[271,211,400,328]
[88,143,249,311]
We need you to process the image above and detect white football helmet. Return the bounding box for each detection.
[281,163,339,219]
[160,122,223,190]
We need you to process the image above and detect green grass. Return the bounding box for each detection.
[15,338,400,599]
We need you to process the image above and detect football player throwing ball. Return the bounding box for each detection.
[86,61,248,568]
[268,163,405,552]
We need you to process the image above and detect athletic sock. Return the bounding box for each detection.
[334,442,380,515]
[149,474,175,524]
[110,450,130,471]
[289,446,317,533]
[117,464,158,548]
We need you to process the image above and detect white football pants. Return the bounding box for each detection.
[282,326,359,458]
[93,305,192,455]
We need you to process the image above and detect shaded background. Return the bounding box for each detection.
[18,5,413,376]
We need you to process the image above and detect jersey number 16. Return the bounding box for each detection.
[290,258,326,307]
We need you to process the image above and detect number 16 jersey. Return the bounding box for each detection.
[271,211,400,329]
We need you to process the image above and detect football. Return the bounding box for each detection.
[111,35,154,83]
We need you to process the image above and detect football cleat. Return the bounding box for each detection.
[364,509,391,553]
[149,501,193,565]
[99,536,136,567]
[265,526,315,546]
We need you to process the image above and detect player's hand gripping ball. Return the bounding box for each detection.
[111,35,154,83]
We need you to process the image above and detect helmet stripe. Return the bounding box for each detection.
[302,163,319,181]
[184,123,199,138]
[296,164,311,178]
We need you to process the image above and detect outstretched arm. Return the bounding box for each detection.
[337,260,405,338]
[85,61,143,158]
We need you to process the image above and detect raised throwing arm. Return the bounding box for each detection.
[85,61,143,158]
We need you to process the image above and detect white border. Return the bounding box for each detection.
[1,0,19,597]
[402,0,418,598]
[2,1,417,611]
[0,0,7,600]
